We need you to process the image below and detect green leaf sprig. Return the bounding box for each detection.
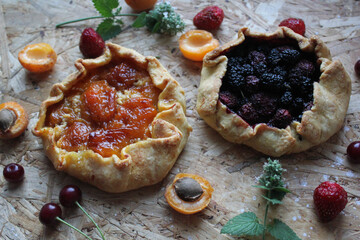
[221,159,301,240]
[56,0,185,41]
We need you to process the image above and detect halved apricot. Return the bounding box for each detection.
[179,30,219,61]
[165,173,214,214]
[0,102,29,139]
[18,43,57,73]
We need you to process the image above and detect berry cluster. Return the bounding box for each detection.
[219,39,319,129]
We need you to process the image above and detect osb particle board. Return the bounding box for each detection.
[1,0,360,239]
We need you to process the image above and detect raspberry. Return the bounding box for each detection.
[290,59,315,77]
[250,92,277,120]
[269,109,292,129]
[279,18,306,36]
[79,28,105,58]
[245,75,260,93]
[313,181,348,222]
[193,6,224,31]
[219,91,239,110]
[238,102,260,124]
[248,51,266,66]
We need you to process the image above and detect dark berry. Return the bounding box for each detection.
[355,59,360,76]
[219,91,239,110]
[3,163,24,183]
[279,91,293,108]
[228,56,246,66]
[276,45,295,52]
[59,185,82,207]
[273,66,287,77]
[223,71,245,92]
[261,73,286,93]
[245,75,261,93]
[39,203,62,225]
[254,62,268,76]
[268,49,282,66]
[347,141,360,162]
[280,49,301,65]
[293,97,304,113]
[279,18,306,36]
[269,109,293,128]
[238,102,260,124]
[299,77,314,95]
[237,64,254,76]
[248,51,266,66]
[289,75,309,89]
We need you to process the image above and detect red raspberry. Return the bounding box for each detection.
[313,181,348,222]
[279,18,306,36]
[193,6,224,31]
[79,28,105,58]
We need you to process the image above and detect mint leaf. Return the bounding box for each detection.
[269,189,287,201]
[252,185,270,190]
[221,212,264,237]
[96,18,122,41]
[267,219,301,240]
[132,12,147,28]
[262,195,283,205]
[92,0,118,17]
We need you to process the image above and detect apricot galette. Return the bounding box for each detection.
[33,43,191,193]
[196,27,351,157]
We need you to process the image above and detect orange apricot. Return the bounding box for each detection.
[18,43,57,73]
[125,0,157,11]
[179,30,219,61]
[165,173,214,215]
[0,102,29,139]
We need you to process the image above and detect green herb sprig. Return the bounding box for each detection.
[221,159,301,240]
[56,0,185,41]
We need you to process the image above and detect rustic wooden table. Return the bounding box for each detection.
[1,0,360,239]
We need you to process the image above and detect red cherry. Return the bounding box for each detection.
[39,203,62,225]
[3,163,24,182]
[59,185,82,207]
[355,59,360,76]
[347,141,360,162]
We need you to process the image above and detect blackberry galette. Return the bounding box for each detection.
[196,27,351,157]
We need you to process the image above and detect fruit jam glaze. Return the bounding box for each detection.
[219,37,320,129]
[45,58,160,158]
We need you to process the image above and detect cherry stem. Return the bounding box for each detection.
[56,216,93,240]
[55,14,139,28]
[76,201,106,240]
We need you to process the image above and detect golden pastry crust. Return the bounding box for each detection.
[196,27,351,157]
[33,43,192,193]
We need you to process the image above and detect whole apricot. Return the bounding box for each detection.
[125,0,157,11]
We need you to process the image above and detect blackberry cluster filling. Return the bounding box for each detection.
[219,38,320,129]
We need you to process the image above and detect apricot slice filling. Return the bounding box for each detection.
[179,30,219,61]
[46,60,160,158]
[165,173,213,214]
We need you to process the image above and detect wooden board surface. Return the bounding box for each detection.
[1,0,360,239]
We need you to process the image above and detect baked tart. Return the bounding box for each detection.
[33,43,192,193]
[196,27,351,157]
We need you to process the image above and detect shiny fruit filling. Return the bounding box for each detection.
[45,60,160,157]
[219,38,320,129]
